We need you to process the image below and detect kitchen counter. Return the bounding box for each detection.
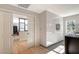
[65,34,79,38]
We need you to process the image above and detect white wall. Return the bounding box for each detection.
[46,17,64,43]
[34,15,40,46]
[39,11,64,47]
[39,11,47,46]
[46,11,64,45]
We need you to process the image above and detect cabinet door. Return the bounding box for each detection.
[0,14,4,53]
[0,12,12,53]
[2,13,13,53]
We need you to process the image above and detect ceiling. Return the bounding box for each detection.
[11,4,79,17]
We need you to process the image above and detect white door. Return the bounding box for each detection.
[2,13,13,53]
[0,14,4,53]
[0,11,13,53]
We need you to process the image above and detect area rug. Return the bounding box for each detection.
[47,51,58,54]
[53,45,65,54]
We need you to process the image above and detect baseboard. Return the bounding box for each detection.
[40,40,64,48]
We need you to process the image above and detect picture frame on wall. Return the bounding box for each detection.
[56,24,60,30]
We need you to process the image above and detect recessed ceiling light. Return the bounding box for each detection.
[18,4,30,9]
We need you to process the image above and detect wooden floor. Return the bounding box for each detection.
[25,46,49,54]
[12,40,64,54]
[12,40,48,54]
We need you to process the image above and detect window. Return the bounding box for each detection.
[13,17,28,32]
[19,18,28,31]
[13,17,19,31]
[25,20,28,31]
[19,18,25,31]
[65,20,76,34]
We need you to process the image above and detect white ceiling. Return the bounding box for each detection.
[11,4,79,17]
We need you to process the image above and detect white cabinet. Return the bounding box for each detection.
[0,11,13,53]
[39,11,64,47]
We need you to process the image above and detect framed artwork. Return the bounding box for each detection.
[56,24,60,30]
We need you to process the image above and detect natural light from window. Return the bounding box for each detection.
[13,17,28,32]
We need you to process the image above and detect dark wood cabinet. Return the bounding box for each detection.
[65,35,79,54]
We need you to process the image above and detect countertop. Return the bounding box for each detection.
[65,34,79,38]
